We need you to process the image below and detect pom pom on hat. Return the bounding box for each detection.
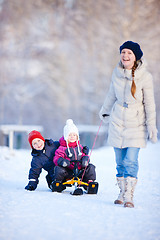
[119,41,143,61]
[63,119,79,141]
[66,119,74,125]
[28,130,45,148]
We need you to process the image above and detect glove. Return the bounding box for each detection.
[147,126,158,143]
[81,156,90,168]
[25,180,37,191]
[99,107,110,123]
[82,146,89,155]
[57,158,70,167]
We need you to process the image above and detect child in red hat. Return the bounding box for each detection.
[25,130,60,191]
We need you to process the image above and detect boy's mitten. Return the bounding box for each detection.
[147,126,158,143]
[57,157,70,167]
[81,156,90,168]
[25,180,38,191]
[82,146,89,155]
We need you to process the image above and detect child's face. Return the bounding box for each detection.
[68,133,78,143]
[32,138,45,150]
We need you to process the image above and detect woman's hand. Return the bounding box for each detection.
[147,126,158,143]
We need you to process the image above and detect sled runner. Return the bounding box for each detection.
[51,160,99,195]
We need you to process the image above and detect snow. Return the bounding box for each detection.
[0,142,160,240]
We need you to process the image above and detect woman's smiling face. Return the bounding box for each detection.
[120,48,136,69]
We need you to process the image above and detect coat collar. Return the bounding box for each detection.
[115,59,147,81]
[31,139,53,156]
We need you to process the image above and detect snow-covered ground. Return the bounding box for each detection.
[0,142,160,240]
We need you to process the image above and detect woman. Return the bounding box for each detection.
[99,41,157,208]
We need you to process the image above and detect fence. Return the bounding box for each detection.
[0,125,43,151]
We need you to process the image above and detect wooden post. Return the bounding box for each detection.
[9,130,14,151]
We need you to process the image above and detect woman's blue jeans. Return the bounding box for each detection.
[114,147,140,178]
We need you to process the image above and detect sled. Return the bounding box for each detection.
[51,160,99,196]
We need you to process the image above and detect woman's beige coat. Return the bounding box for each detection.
[99,60,156,148]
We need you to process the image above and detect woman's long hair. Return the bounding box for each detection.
[121,59,142,98]
[131,61,139,99]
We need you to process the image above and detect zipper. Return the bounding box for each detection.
[73,148,78,168]
[73,148,77,160]
[121,75,128,148]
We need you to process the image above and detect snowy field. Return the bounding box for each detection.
[0,142,160,240]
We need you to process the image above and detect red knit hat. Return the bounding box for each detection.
[28,130,45,148]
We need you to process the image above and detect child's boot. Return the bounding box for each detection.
[87,181,99,194]
[124,177,137,208]
[46,174,53,189]
[50,180,66,192]
[114,177,125,205]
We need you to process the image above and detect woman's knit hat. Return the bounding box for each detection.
[63,119,81,157]
[120,41,143,61]
[28,130,45,148]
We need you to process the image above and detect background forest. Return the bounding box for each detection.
[0,0,160,147]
